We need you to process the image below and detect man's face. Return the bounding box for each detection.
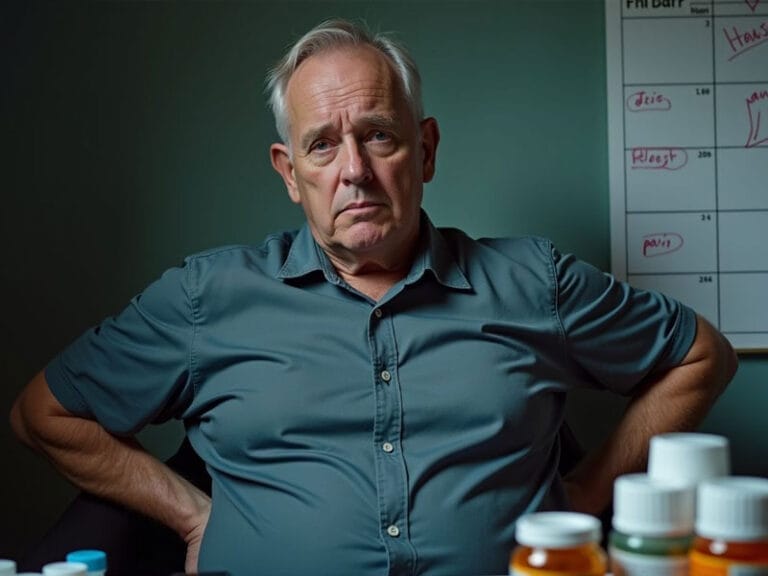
[270,45,438,266]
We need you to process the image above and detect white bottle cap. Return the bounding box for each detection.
[648,433,730,486]
[0,559,17,575]
[41,563,88,576]
[612,474,695,536]
[516,512,602,548]
[696,476,768,541]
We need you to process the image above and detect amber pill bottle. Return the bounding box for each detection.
[510,512,606,576]
[689,476,768,576]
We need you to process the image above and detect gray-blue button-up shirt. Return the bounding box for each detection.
[46,213,696,576]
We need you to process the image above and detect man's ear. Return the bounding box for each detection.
[420,117,440,183]
[270,143,301,204]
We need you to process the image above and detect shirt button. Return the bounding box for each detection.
[381,370,391,382]
[382,442,394,453]
[374,308,383,318]
[387,524,400,537]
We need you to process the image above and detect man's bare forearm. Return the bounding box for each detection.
[10,370,210,542]
[564,314,738,515]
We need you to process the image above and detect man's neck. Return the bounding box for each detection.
[325,238,420,302]
[336,267,408,301]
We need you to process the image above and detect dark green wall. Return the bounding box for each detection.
[2,0,766,561]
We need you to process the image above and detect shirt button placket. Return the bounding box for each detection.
[370,304,414,575]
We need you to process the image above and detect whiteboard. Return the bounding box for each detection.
[606,0,768,351]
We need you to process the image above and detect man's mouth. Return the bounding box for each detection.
[341,201,382,214]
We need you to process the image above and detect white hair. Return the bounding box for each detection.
[265,18,424,146]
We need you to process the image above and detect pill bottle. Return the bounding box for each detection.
[510,511,606,576]
[648,433,730,486]
[65,551,106,576]
[608,474,694,576]
[41,563,87,576]
[689,476,768,576]
[0,559,17,575]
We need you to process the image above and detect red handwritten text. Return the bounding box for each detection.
[746,0,761,13]
[746,89,768,147]
[642,233,684,257]
[627,90,672,112]
[631,147,688,170]
[722,21,768,61]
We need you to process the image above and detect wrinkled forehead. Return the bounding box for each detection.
[284,45,410,135]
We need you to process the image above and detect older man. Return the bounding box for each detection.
[12,18,736,576]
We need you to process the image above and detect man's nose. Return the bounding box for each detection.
[341,140,373,186]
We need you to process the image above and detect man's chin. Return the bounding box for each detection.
[338,224,393,253]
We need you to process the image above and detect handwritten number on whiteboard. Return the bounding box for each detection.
[705,19,710,27]
[699,276,713,283]
[701,213,712,221]
[696,87,710,96]
[698,150,712,159]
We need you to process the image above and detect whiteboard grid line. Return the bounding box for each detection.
[712,0,723,330]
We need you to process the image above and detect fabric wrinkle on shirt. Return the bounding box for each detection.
[45,211,696,576]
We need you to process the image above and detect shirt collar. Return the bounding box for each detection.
[406,212,472,290]
[277,224,340,283]
[277,211,472,291]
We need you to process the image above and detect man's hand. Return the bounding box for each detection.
[10,371,211,563]
[563,314,737,516]
[184,499,211,574]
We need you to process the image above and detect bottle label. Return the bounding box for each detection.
[510,569,601,576]
[609,546,689,576]
[690,550,768,576]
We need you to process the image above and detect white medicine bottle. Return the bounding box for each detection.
[41,562,87,576]
[608,474,695,576]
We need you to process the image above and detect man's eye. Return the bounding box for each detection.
[310,140,332,153]
[370,131,390,142]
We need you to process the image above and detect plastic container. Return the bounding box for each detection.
[0,559,16,575]
[648,433,730,486]
[689,476,768,576]
[41,563,88,576]
[609,474,695,576]
[509,512,606,576]
[64,551,106,576]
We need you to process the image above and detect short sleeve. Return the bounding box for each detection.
[553,246,697,395]
[45,260,196,435]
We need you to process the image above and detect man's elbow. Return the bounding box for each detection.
[722,338,738,383]
[10,370,58,451]
[695,314,738,397]
[10,384,35,449]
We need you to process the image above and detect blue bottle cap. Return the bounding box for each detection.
[65,550,106,571]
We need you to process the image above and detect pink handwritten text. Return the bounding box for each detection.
[625,0,686,7]
[746,0,761,13]
[642,233,684,257]
[722,21,768,61]
[626,90,672,112]
[746,89,768,147]
[631,147,688,170]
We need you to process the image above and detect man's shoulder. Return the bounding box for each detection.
[186,231,299,262]
[181,230,301,277]
[437,226,555,263]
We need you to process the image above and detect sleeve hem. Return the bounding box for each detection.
[44,358,91,417]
